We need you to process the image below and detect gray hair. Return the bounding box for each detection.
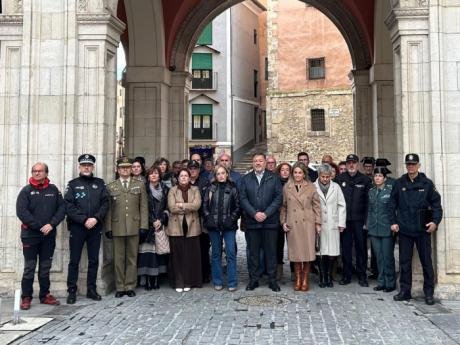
[318,163,333,175]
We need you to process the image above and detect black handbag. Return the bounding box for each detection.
[315,233,321,253]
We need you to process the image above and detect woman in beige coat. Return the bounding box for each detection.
[280,162,321,291]
[167,168,202,292]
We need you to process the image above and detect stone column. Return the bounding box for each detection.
[369,64,397,170]
[124,66,172,164]
[386,2,460,298]
[75,10,125,294]
[0,0,124,295]
[349,69,373,158]
[0,2,24,294]
[169,71,192,160]
[386,5,433,177]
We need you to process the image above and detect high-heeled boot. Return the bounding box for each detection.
[294,262,302,291]
[301,262,310,291]
[318,257,326,288]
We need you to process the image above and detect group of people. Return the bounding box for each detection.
[16,149,443,310]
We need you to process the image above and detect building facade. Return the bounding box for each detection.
[267,0,354,164]
[0,0,460,298]
[188,1,265,162]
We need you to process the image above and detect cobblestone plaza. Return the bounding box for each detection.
[2,233,459,345]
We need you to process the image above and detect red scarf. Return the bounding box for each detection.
[29,177,50,190]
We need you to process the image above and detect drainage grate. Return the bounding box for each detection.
[236,295,292,307]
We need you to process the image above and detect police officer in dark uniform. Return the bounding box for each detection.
[65,154,109,304]
[336,154,372,286]
[390,153,443,305]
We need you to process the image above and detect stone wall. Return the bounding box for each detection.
[268,89,354,164]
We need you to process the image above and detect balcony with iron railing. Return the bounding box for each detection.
[192,71,218,90]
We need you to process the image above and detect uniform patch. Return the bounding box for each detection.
[92,184,98,189]
[30,191,39,195]
[75,186,85,190]
[418,189,425,192]
[75,192,87,199]
[44,194,55,197]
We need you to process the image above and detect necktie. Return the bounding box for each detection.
[123,180,128,190]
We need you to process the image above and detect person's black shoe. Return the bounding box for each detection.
[425,296,435,305]
[393,291,411,301]
[339,278,351,285]
[87,289,102,301]
[150,276,159,290]
[269,282,281,292]
[66,292,76,305]
[126,290,136,297]
[383,287,396,293]
[373,286,385,291]
[358,279,369,287]
[115,291,125,298]
[245,281,259,291]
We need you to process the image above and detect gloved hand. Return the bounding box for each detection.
[105,231,113,239]
[139,228,149,244]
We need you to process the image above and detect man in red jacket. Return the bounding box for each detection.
[16,162,66,310]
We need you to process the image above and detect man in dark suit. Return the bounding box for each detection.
[240,153,283,292]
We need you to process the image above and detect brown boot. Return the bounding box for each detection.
[294,262,302,291]
[301,262,310,291]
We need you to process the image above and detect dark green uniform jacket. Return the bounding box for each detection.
[367,183,393,237]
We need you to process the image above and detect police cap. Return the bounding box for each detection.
[78,154,96,165]
[187,160,200,169]
[405,153,420,164]
[346,154,359,163]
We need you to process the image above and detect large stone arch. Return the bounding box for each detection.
[170,0,372,72]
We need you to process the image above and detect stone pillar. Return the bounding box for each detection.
[0,0,124,295]
[169,71,191,160]
[124,66,172,164]
[349,69,373,158]
[75,9,125,294]
[386,2,460,298]
[385,4,433,176]
[369,64,397,170]
[0,2,24,294]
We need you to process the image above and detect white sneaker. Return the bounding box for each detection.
[183,287,191,292]
[175,288,183,293]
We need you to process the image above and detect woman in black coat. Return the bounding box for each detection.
[138,166,169,290]
[203,165,240,291]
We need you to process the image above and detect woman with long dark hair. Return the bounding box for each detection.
[167,168,202,292]
[138,166,170,290]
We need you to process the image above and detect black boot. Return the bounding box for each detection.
[318,256,326,288]
[150,276,159,290]
[325,257,333,288]
[145,275,153,291]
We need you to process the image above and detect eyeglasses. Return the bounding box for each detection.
[32,170,45,173]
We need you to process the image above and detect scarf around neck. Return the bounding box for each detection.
[177,183,190,202]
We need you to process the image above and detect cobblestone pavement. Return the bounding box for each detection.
[5,232,460,345]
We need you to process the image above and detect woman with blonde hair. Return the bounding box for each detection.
[280,162,321,291]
